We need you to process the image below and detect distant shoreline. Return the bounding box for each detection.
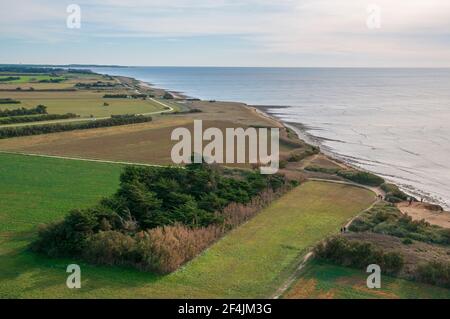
[94,69,447,209]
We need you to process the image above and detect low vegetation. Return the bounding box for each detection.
[75,81,117,89]
[284,260,450,299]
[0,76,21,82]
[0,113,78,125]
[305,165,340,175]
[0,104,47,117]
[349,203,450,245]
[287,147,319,162]
[417,261,450,289]
[103,94,153,99]
[0,114,152,139]
[0,98,21,104]
[314,236,404,275]
[337,169,385,186]
[32,163,290,273]
[380,183,409,203]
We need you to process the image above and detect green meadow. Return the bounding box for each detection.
[0,154,376,298]
[284,260,450,299]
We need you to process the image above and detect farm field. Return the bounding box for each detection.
[0,158,375,298]
[283,260,450,299]
[0,91,165,118]
[0,118,297,165]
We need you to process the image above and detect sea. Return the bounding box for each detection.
[87,66,450,209]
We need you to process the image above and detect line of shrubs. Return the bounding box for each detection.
[32,163,293,273]
[0,113,78,125]
[103,94,155,99]
[0,114,152,139]
[0,98,21,104]
[336,169,385,186]
[380,183,409,203]
[38,78,65,83]
[304,165,385,187]
[0,76,20,82]
[0,104,47,117]
[75,81,117,88]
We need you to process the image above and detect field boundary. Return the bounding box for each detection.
[0,150,169,167]
[0,98,174,128]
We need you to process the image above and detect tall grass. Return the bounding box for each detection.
[85,186,291,274]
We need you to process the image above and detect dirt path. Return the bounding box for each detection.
[271,178,382,299]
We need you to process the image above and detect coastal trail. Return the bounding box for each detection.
[271,178,382,299]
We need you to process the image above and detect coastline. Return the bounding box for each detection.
[116,73,446,209]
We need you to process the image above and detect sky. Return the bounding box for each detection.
[1,0,449,67]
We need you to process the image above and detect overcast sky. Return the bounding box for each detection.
[1,0,449,67]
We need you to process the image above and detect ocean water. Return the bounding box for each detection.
[89,67,450,208]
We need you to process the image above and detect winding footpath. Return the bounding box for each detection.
[271,178,383,299]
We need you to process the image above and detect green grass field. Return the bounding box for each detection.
[0,75,63,84]
[284,260,450,299]
[0,97,165,118]
[0,158,376,298]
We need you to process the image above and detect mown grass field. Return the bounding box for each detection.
[284,260,450,299]
[0,157,375,298]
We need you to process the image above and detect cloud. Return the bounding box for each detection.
[1,0,449,66]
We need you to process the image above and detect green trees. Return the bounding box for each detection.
[0,98,21,104]
[33,163,290,272]
[314,237,404,275]
[0,104,47,117]
[0,113,77,125]
[0,114,152,139]
[337,169,385,186]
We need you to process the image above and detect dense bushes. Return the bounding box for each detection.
[0,114,152,139]
[0,104,46,117]
[163,92,174,99]
[380,183,409,203]
[0,113,77,125]
[0,76,20,82]
[314,236,404,275]
[349,203,450,245]
[33,164,291,273]
[103,94,154,99]
[38,78,65,83]
[75,81,117,88]
[416,261,450,289]
[287,147,319,162]
[304,165,340,175]
[0,98,21,104]
[103,94,128,98]
[337,169,385,186]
